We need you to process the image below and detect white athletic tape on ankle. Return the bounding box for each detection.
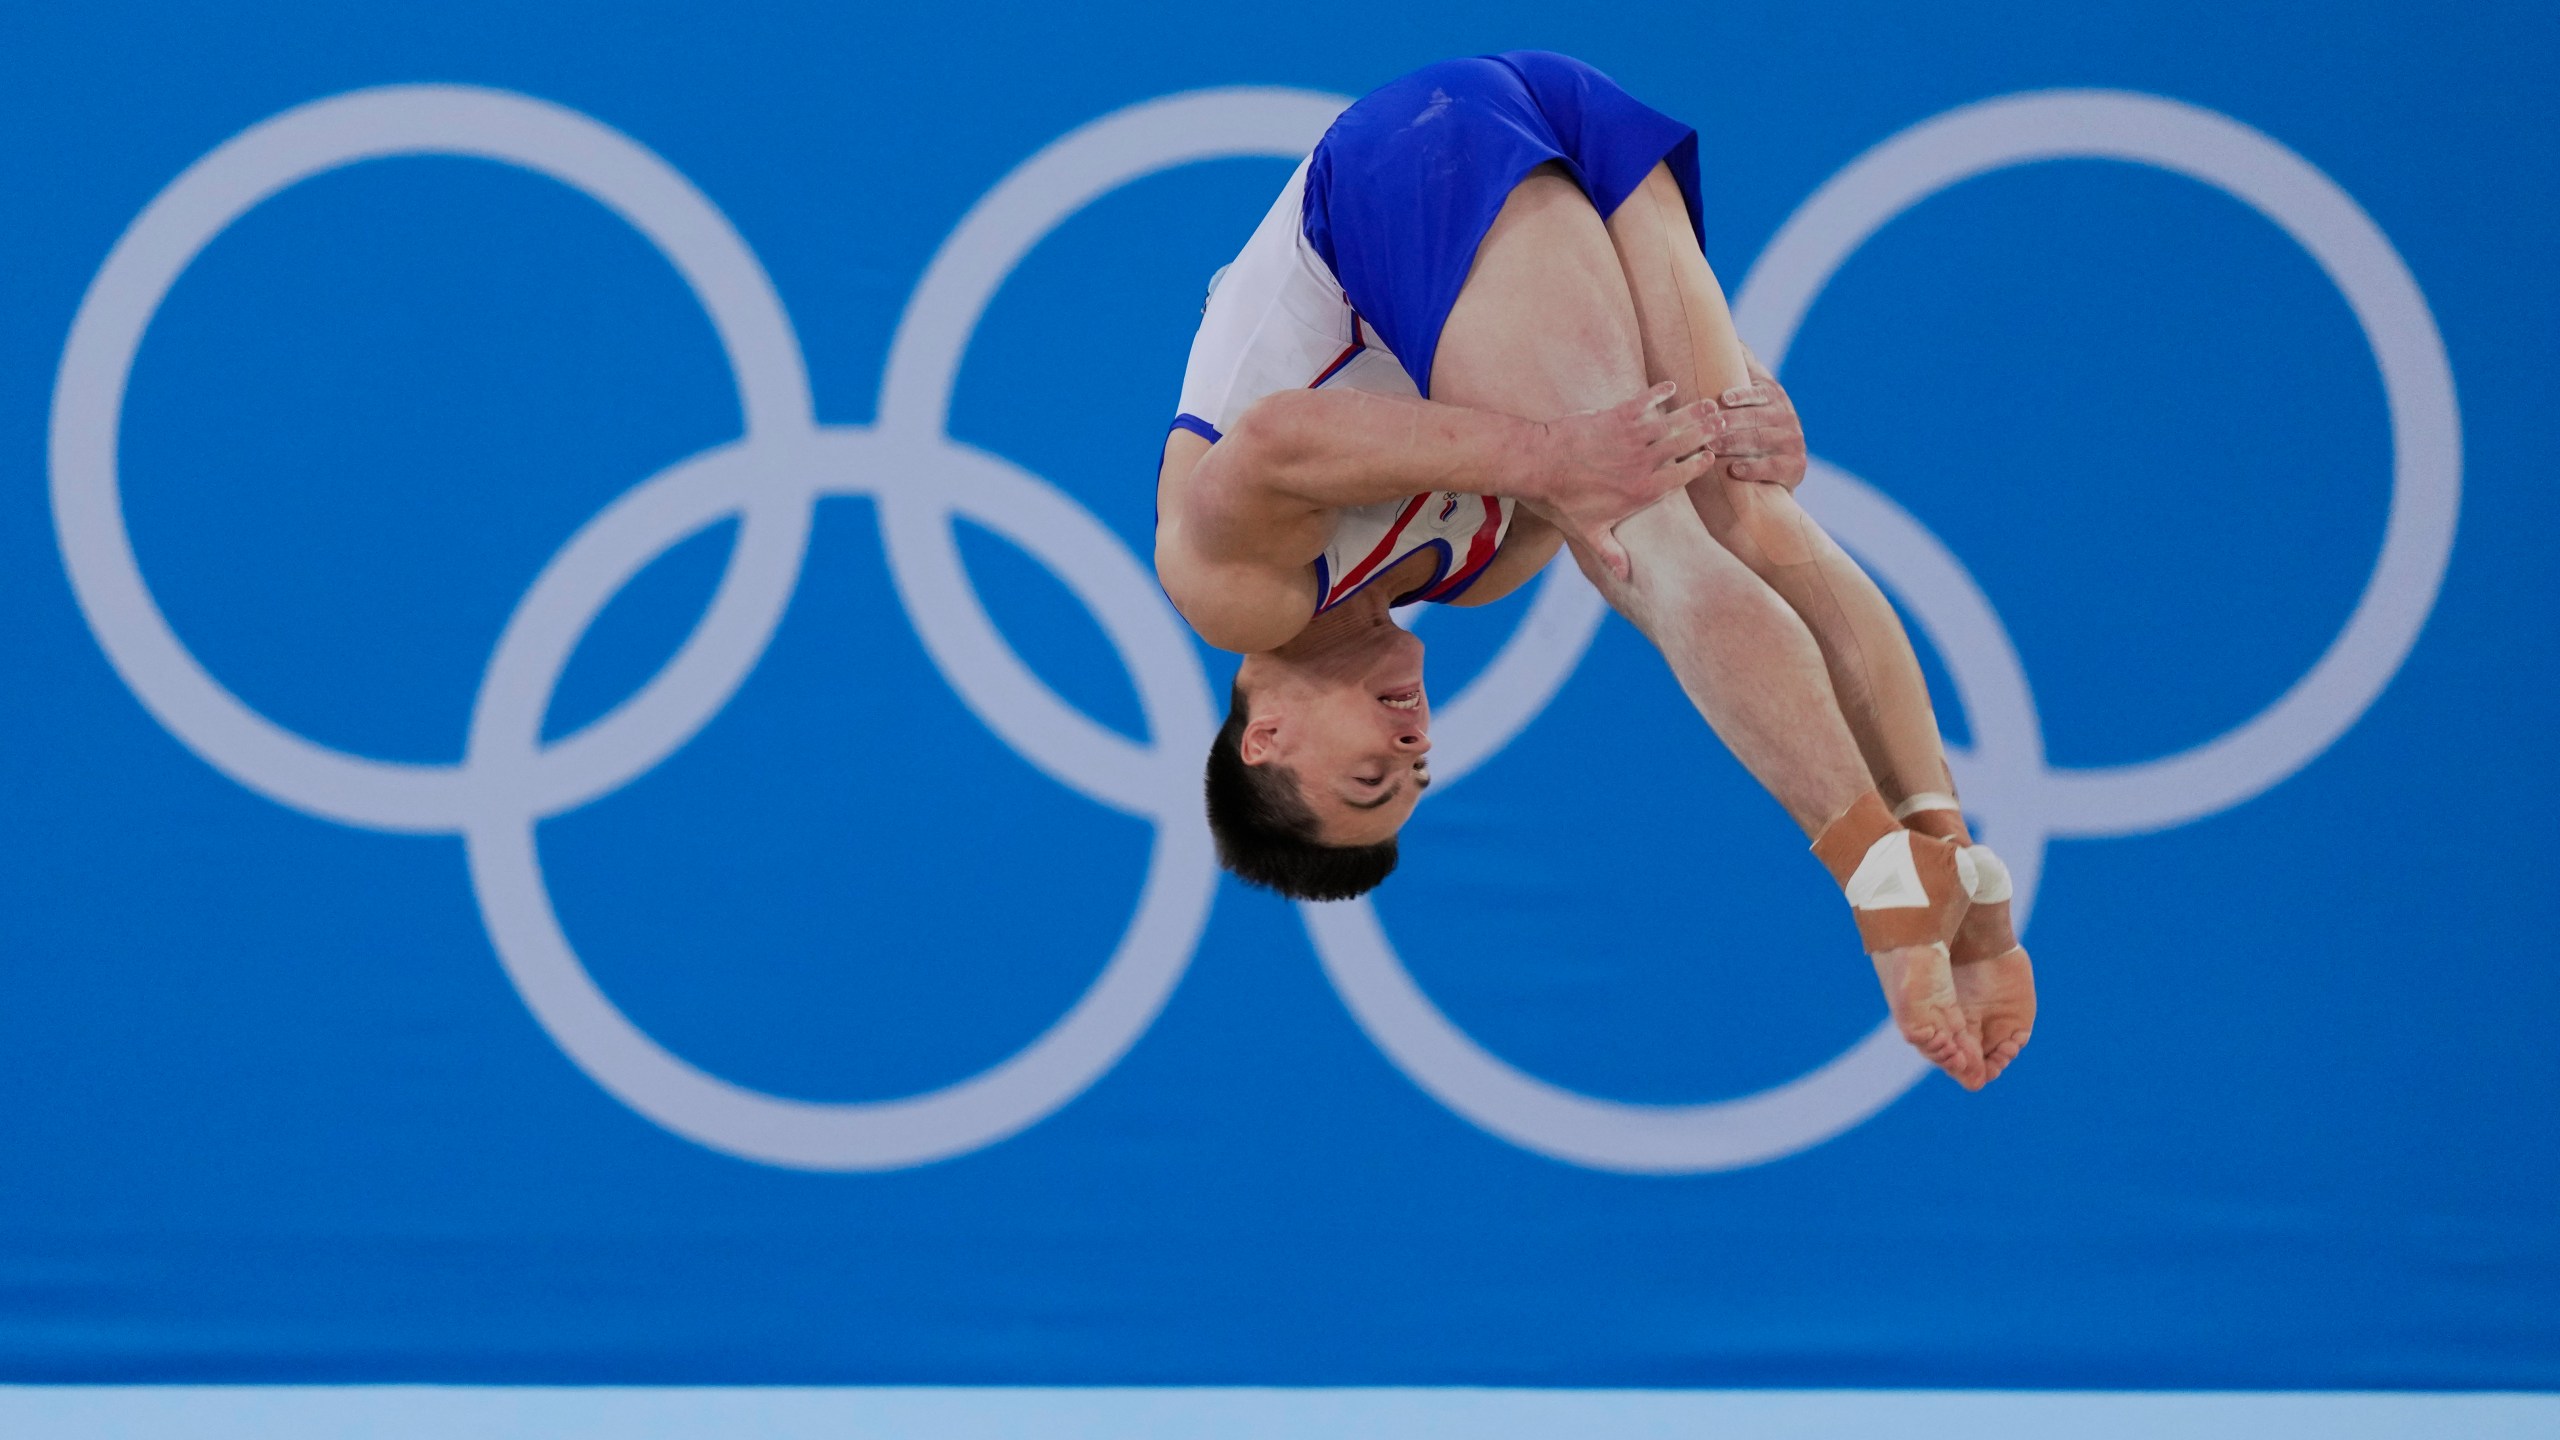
[1962,844,2013,904]
[1845,831,1929,911]
[1892,792,1961,821]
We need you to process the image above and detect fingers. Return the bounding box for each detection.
[1723,458,1804,487]
[1713,427,1804,460]
[1703,387,1805,488]
[1593,532,1632,582]
[1711,401,1799,448]
[1725,448,1807,487]
[1692,414,1803,485]
[1555,515,1635,584]
[1710,388,1797,429]
[1705,426,1801,463]
[1624,379,1679,418]
[1623,389,1724,445]
[1698,398,1791,443]
[1647,400,1717,461]
[1614,385,1688,455]
[1719,379,1774,409]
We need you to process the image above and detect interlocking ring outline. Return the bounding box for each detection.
[48,83,2456,1174]
[1306,88,2460,1172]
[48,84,1338,1169]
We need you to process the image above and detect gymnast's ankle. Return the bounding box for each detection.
[1811,790,1972,956]
[1894,793,2023,964]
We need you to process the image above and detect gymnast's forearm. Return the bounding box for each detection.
[1214,388,1544,511]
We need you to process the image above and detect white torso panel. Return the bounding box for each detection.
[1172,161,1513,614]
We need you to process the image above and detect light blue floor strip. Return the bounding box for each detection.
[0,1387,2554,1439]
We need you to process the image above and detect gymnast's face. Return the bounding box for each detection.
[1239,630,1434,846]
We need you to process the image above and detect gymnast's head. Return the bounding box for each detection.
[1204,632,1432,901]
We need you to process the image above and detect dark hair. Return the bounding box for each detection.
[1204,681,1398,901]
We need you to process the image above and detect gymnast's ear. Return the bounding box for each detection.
[1238,708,1284,766]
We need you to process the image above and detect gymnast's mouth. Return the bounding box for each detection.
[1378,685,1424,713]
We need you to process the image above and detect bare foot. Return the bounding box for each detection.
[1953,944,2036,1083]
[1872,942,1986,1089]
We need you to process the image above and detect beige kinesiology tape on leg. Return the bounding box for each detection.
[1811,791,1973,954]
[1732,482,1816,566]
[1899,800,2025,964]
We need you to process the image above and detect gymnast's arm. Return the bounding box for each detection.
[1157,385,1717,633]
[1156,388,1544,652]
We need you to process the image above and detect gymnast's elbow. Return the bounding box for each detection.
[1157,554,1301,655]
[1217,393,1322,495]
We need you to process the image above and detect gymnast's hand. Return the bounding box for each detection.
[1703,351,1808,489]
[1523,381,1720,581]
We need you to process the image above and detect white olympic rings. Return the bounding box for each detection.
[49,83,2456,1172]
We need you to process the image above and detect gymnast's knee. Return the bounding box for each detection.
[1688,476,1823,573]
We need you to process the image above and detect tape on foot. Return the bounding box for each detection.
[1813,791,1972,954]
[1895,799,2023,965]
[1950,842,2023,964]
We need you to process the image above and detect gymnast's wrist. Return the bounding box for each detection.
[1494,415,1561,506]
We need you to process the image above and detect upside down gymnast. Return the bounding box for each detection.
[1154,52,2035,1088]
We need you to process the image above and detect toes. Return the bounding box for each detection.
[1875,944,1984,1087]
[1899,1018,1985,1090]
[1950,1032,1989,1091]
[1950,945,2034,1086]
[1979,1027,2032,1082]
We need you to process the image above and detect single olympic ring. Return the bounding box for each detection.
[48,84,2456,1173]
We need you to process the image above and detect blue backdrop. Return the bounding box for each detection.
[1,0,2552,1389]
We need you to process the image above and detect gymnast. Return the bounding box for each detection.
[1155,52,2034,1087]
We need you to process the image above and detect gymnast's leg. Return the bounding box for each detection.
[1431,164,1984,1087]
[1602,161,2035,1082]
